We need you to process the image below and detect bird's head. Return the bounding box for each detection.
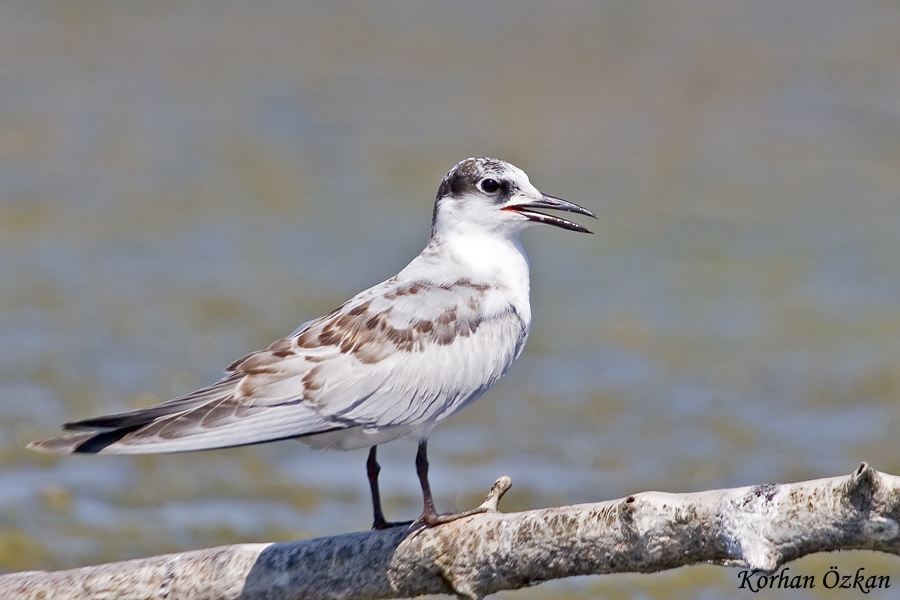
[430,157,595,240]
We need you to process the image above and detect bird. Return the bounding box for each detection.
[29,157,595,528]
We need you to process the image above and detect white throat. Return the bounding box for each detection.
[414,228,533,328]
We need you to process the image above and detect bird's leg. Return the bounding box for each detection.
[415,439,438,519]
[367,446,410,529]
[415,439,491,526]
[367,446,389,529]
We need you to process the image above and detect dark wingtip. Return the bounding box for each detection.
[27,433,91,455]
[63,414,141,431]
[28,424,144,454]
[72,425,144,453]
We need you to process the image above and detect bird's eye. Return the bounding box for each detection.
[480,178,501,194]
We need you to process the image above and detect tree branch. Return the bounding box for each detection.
[3,463,899,599]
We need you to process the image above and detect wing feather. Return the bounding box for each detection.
[29,275,528,455]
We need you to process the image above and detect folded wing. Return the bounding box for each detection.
[29,277,527,455]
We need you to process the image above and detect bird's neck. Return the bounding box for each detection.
[417,230,532,310]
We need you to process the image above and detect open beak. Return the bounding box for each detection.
[503,194,597,233]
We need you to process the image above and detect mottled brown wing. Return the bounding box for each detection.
[29,277,525,454]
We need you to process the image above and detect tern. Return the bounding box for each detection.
[29,157,595,528]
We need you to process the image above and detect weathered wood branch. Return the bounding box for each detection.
[3,463,899,599]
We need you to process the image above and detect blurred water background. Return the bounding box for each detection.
[2,1,900,598]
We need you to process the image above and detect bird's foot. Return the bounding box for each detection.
[418,505,490,526]
[417,476,512,527]
[371,517,414,530]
